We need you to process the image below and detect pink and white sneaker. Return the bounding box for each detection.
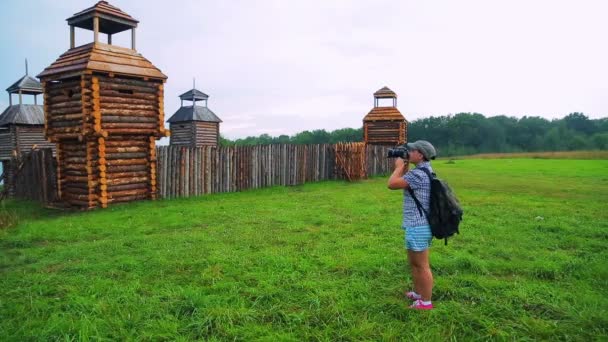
[409,299,434,310]
[406,291,422,300]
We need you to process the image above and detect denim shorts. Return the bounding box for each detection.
[404,225,432,251]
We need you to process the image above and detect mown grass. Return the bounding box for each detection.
[457,150,608,159]
[1,159,607,340]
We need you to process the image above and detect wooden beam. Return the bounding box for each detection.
[93,16,99,43]
[70,25,75,49]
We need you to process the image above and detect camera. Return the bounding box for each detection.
[387,145,409,159]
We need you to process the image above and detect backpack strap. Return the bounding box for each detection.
[407,167,431,218]
[407,187,428,218]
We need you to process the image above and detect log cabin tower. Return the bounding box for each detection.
[363,86,407,146]
[37,1,168,209]
[167,86,222,147]
[0,61,56,195]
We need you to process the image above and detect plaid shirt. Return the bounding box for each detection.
[402,161,433,228]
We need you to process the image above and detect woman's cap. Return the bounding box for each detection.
[406,140,437,160]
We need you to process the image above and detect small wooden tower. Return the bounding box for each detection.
[167,86,222,147]
[37,1,168,209]
[0,61,56,195]
[363,86,407,146]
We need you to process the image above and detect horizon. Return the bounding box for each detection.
[1,0,607,140]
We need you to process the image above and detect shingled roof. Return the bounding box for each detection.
[167,106,222,123]
[0,104,45,127]
[374,86,397,99]
[6,75,43,95]
[180,89,209,101]
[363,107,405,122]
[67,1,138,34]
[37,42,167,80]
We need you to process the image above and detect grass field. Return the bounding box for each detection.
[1,158,607,340]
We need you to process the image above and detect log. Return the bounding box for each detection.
[99,97,154,106]
[107,194,149,203]
[106,158,148,166]
[107,188,149,198]
[105,128,158,135]
[102,115,158,123]
[107,183,148,192]
[106,176,148,186]
[99,103,157,111]
[105,164,148,172]
[51,113,87,121]
[50,120,82,128]
[105,171,149,179]
[100,108,159,116]
[99,90,156,100]
[48,106,84,116]
[104,146,148,153]
[98,83,158,94]
[106,152,148,160]
[49,100,83,109]
[97,75,161,87]
[103,123,158,129]
[105,140,149,147]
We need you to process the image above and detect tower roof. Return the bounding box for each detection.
[0,104,45,127]
[374,86,397,99]
[37,42,167,80]
[363,107,405,122]
[6,75,43,95]
[180,88,209,101]
[167,106,222,123]
[67,1,138,35]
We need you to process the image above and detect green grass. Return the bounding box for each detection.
[1,159,607,340]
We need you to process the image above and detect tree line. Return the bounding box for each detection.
[220,112,608,156]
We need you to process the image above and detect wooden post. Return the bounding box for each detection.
[8,93,11,106]
[131,28,136,50]
[70,25,75,49]
[108,34,112,45]
[18,90,22,105]
[93,16,99,43]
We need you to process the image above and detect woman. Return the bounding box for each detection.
[387,140,437,310]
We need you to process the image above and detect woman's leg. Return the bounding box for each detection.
[407,249,433,301]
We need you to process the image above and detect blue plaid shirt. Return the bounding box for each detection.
[402,161,433,228]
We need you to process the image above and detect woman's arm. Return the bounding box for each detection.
[387,158,410,190]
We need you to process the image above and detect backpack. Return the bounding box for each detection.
[407,167,463,245]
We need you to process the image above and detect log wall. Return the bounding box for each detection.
[43,72,165,209]
[194,122,219,147]
[0,129,14,161]
[364,121,406,146]
[169,122,193,146]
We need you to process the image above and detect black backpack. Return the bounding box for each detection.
[407,167,463,245]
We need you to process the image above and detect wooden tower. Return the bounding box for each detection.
[37,1,168,209]
[167,85,222,147]
[363,86,407,146]
[0,61,56,195]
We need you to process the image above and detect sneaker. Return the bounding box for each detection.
[409,299,433,310]
[406,291,422,300]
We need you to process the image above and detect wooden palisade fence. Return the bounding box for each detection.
[3,148,57,203]
[156,143,394,199]
[5,143,395,203]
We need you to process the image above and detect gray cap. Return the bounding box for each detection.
[406,140,437,160]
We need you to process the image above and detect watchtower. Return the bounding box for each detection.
[37,1,168,209]
[167,85,222,147]
[363,86,407,145]
[0,61,56,195]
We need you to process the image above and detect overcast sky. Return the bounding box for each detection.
[1,0,607,140]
